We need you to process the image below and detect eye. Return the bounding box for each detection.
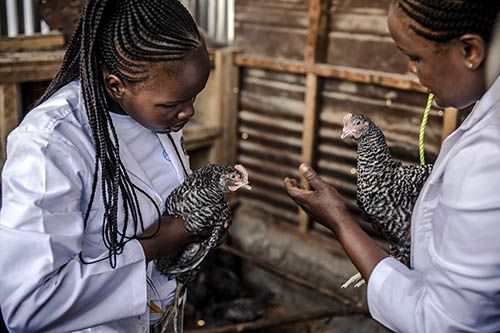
[355,120,361,126]
[160,104,178,111]
[408,55,420,62]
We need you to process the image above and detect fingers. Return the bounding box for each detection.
[284,176,306,197]
[299,163,325,190]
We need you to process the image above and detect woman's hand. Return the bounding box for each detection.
[284,163,351,232]
[285,163,389,281]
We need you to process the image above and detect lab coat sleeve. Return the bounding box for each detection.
[367,133,500,332]
[0,131,148,332]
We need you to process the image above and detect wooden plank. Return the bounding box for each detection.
[215,48,240,165]
[220,245,367,309]
[305,0,330,64]
[299,73,321,232]
[234,55,427,93]
[183,124,221,151]
[0,33,64,52]
[441,107,458,144]
[298,0,330,232]
[184,307,368,333]
[0,49,65,83]
[0,83,19,170]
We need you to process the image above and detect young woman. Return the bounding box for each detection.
[286,1,500,331]
[0,0,212,331]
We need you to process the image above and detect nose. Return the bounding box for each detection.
[177,102,195,120]
[408,60,417,75]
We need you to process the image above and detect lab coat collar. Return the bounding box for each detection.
[157,131,190,182]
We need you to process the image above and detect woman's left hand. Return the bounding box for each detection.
[284,163,351,232]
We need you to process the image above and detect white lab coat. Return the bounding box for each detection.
[0,80,191,332]
[367,75,500,331]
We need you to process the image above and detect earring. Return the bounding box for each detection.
[467,63,474,69]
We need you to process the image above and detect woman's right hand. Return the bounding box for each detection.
[284,163,351,232]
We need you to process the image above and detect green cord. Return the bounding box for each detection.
[419,93,434,165]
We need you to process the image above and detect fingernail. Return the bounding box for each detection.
[299,163,308,173]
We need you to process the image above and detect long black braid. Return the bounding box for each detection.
[396,0,500,43]
[34,0,203,268]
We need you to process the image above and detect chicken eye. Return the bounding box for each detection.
[355,120,361,126]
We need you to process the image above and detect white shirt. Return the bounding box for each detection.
[0,80,191,332]
[367,75,500,332]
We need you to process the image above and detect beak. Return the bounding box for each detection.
[242,182,252,190]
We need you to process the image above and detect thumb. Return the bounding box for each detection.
[299,163,325,190]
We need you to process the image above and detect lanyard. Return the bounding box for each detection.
[167,133,189,177]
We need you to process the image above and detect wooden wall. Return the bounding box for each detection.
[233,0,454,237]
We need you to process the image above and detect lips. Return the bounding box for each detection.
[169,122,187,132]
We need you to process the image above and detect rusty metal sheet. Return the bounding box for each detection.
[237,69,306,226]
[235,0,309,61]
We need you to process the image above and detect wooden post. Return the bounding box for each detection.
[305,0,330,66]
[214,48,240,166]
[0,83,20,170]
[299,0,330,232]
[441,107,458,144]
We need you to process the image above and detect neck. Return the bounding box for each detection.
[356,127,393,168]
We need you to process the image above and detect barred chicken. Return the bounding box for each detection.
[340,113,433,288]
[155,164,251,332]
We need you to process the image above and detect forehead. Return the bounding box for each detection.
[387,2,443,54]
[131,50,211,100]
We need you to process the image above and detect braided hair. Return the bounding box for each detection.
[396,0,500,43]
[35,0,203,268]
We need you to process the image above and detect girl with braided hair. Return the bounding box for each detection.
[0,0,213,331]
[286,1,500,331]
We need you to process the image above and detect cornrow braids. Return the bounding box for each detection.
[396,0,500,43]
[35,0,203,268]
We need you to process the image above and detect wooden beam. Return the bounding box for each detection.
[299,0,330,232]
[441,107,458,144]
[184,307,368,333]
[234,55,427,93]
[299,73,321,232]
[0,83,19,170]
[214,48,240,166]
[305,0,330,65]
[0,33,64,52]
[0,50,65,83]
[221,245,366,309]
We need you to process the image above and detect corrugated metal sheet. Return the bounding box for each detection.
[234,0,309,60]
[234,1,443,235]
[327,0,407,72]
[237,69,306,225]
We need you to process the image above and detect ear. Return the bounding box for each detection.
[102,71,126,100]
[459,34,486,70]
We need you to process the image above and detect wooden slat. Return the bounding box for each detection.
[305,0,330,64]
[234,55,427,93]
[215,48,240,165]
[441,107,458,144]
[0,33,64,52]
[298,0,330,232]
[183,124,221,151]
[299,73,321,232]
[0,83,19,170]
[0,49,65,83]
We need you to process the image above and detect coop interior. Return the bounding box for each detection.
[0,1,469,332]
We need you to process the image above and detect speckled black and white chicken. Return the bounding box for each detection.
[154,164,251,332]
[340,113,433,288]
